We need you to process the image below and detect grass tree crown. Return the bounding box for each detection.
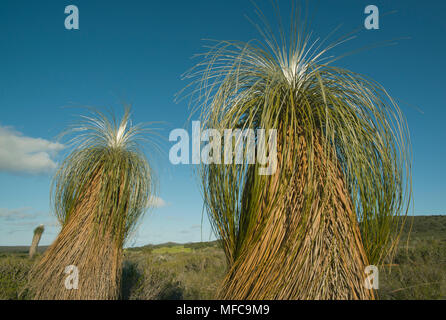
[33,224,45,235]
[51,107,155,246]
[182,11,412,269]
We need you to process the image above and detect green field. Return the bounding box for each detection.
[1,215,445,300]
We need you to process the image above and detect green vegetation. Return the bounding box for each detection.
[1,216,445,300]
[151,246,192,254]
[0,254,33,300]
[378,216,446,299]
[122,244,225,299]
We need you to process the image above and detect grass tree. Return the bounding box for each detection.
[27,108,155,299]
[29,225,44,259]
[182,9,411,299]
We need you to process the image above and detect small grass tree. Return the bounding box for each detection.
[27,107,155,299]
[29,225,44,259]
[182,7,411,299]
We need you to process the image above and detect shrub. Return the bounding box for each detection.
[0,256,33,300]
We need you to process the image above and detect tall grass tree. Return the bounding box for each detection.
[27,107,155,299]
[181,6,412,299]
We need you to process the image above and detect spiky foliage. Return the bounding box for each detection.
[182,9,411,299]
[29,225,44,259]
[27,108,155,299]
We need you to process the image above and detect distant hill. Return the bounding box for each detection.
[126,240,221,252]
[401,215,446,240]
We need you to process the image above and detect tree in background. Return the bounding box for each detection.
[29,225,44,259]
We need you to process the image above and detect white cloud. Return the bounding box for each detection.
[0,207,59,235]
[0,125,64,174]
[148,196,168,208]
[0,207,62,245]
[0,207,36,220]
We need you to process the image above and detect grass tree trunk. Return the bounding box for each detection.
[29,171,122,299]
[29,225,44,259]
[217,129,374,299]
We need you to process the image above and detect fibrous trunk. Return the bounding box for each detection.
[217,128,374,300]
[28,172,122,300]
[29,232,43,259]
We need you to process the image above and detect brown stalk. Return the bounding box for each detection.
[217,127,374,300]
[29,227,44,259]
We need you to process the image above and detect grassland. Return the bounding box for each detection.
[1,215,445,300]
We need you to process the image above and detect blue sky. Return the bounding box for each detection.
[0,0,445,246]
